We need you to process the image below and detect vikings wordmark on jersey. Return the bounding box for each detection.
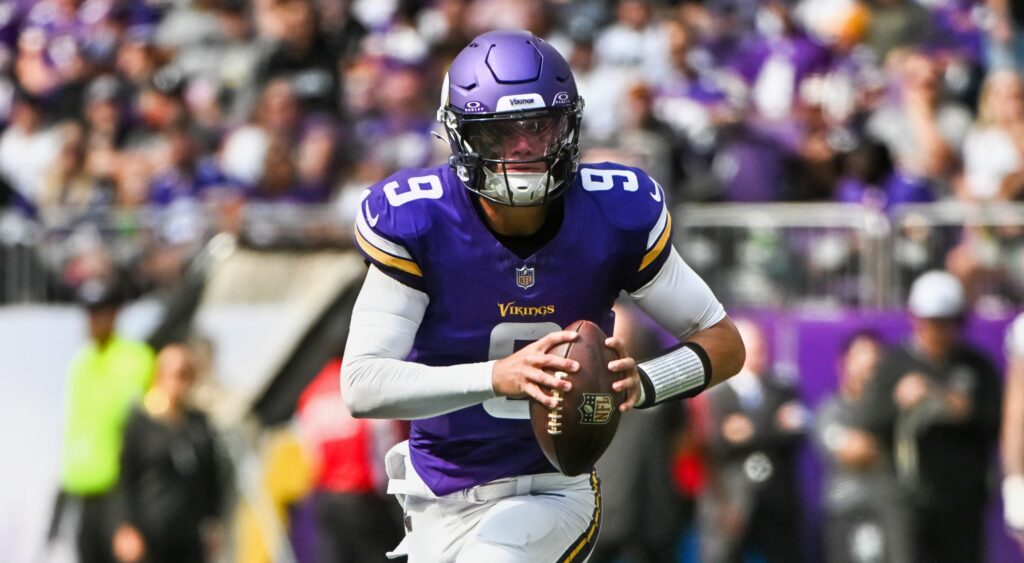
[354,162,672,496]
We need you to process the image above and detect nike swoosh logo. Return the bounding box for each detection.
[364,198,379,227]
[650,181,663,202]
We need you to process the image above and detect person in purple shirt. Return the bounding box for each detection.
[147,121,244,207]
[342,30,746,562]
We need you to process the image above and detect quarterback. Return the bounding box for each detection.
[343,30,745,562]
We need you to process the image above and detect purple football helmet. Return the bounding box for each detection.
[438,30,584,206]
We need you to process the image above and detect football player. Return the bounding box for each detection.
[342,30,745,562]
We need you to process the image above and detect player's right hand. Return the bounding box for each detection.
[492,330,579,409]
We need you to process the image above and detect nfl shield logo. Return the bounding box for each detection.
[516,266,535,290]
[579,394,613,425]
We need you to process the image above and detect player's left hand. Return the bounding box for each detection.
[605,336,641,411]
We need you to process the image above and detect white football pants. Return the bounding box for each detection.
[383,441,601,562]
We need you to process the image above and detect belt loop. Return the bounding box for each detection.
[516,475,533,496]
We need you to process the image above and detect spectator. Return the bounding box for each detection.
[611,81,680,192]
[248,132,331,204]
[361,0,431,66]
[295,358,404,563]
[594,0,669,81]
[147,119,240,207]
[833,140,896,211]
[220,78,301,188]
[125,68,188,158]
[209,0,263,123]
[351,63,436,176]
[810,1,880,128]
[39,120,107,212]
[414,0,468,61]
[696,318,809,563]
[815,331,913,563]
[712,0,833,203]
[115,26,161,94]
[730,0,831,124]
[153,0,226,82]
[959,69,1024,202]
[570,36,627,142]
[316,0,368,63]
[48,279,156,563]
[865,49,972,201]
[78,75,128,199]
[1002,313,1024,550]
[986,0,1024,74]
[857,270,1002,563]
[253,0,339,116]
[112,343,229,563]
[0,90,62,209]
[864,0,933,63]
[653,20,735,201]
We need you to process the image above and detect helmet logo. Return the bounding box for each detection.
[464,100,485,113]
[553,91,570,105]
[496,93,545,112]
[516,266,535,290]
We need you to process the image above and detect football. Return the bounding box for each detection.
[530,320,625,476]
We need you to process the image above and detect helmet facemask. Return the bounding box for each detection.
[440,101,584,207]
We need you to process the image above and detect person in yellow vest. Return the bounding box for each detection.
[49,279,155,563]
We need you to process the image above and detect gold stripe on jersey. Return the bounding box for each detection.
[558,472,601,563]
[354,225,423,277]
[639,213,672,272]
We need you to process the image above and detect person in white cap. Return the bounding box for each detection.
[1001,313,1024,550]
[855,270,1002,563]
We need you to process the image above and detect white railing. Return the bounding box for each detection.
[5,201,1024,309]
[0,203,355,304]
[889,202,1024,310]
[673,203,893,308]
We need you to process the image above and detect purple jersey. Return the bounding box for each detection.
[354,162,673,495]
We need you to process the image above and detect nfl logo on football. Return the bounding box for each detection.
[516,266,535,290]
[579,394,613,425]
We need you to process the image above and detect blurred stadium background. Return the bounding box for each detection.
[3,0,1024,561]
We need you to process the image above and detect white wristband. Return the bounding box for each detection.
[635,342,710,408]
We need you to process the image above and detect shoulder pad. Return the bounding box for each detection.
[576,162,667,231]
[354,166,452,282]
[576,162,671,275]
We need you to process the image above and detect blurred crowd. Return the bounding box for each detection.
[603,269,1016,563]
[2,0,1023,214]
[3,0,1024,302]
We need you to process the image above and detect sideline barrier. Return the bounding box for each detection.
[674,203,892,308]
[6,202,1024,310]
[0,203,354,304]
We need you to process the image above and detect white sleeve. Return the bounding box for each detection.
[341,266,496,420]
[628,246,726,340]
